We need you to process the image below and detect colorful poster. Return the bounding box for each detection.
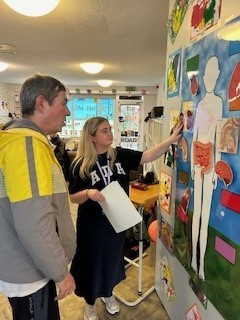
[159,171,172,213]
[174,20,240,320]
[168,0,190,44]
[190,0,222,40]
[159,255,176,301]
[167,49,182,98]
[159,215,174,254]
[164,110,182,168]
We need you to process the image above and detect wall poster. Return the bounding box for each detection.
[159,171,172,214]
[173,20,240,320]
[167,49,182,98]
[190,0,222,40]
[164,109,181,169]
[168,0,190,44]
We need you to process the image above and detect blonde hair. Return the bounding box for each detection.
[73,117,116,179]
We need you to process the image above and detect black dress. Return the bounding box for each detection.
[69,148,142,305]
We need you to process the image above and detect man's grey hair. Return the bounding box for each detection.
[20,73,66,116]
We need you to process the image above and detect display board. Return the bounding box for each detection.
[174,23,240,320]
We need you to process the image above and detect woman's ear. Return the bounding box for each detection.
[90,134,96,143]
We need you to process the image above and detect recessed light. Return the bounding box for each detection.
[97,80,113,87]
[80,62,104,74]
[3,0,59,17]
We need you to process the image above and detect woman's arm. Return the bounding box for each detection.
[140,121,183,164]
[69,189,89,204]
[69,188,105,204]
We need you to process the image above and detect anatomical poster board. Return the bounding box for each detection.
[173,23,240,320]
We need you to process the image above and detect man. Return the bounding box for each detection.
[49,133,70,181]
[0,74,76,319]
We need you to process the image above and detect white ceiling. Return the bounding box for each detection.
[0,0,169,87]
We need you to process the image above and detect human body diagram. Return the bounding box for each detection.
[191,56,222,280]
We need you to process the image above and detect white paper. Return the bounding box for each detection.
[98,181,142,233]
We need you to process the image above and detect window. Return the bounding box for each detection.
[61,97,115,137]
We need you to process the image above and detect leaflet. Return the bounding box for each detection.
[98,181,142,233]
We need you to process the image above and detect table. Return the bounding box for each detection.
[114,183,159,306]
[129,183,159,207]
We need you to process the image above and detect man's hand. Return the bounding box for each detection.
[55,272,76,301]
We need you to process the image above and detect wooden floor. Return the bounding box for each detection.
[0,256,169,320]
[0,203,170,320]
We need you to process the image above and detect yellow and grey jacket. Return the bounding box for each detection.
[0,119,76,284]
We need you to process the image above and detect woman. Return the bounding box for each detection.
[69,117,182,320]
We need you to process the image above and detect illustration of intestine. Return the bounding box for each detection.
[193,141,213,178]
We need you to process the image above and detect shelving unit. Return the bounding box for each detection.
[145,118,163,180]
[13,91,21,118]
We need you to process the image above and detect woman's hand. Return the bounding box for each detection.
[87,189,105,202]
[170,121,184,144]
[70,188,105,204]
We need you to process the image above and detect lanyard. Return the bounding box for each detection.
[96,158,111,186]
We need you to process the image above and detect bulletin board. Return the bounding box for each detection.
[173,23,240,320]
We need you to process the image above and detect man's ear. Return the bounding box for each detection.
[35,95,47,113]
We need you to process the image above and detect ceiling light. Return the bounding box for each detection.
[80,62,104,74]
[3,0,59,17]
[218,16,240,41]
[0,62,9,72]
[97,80,113,87]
